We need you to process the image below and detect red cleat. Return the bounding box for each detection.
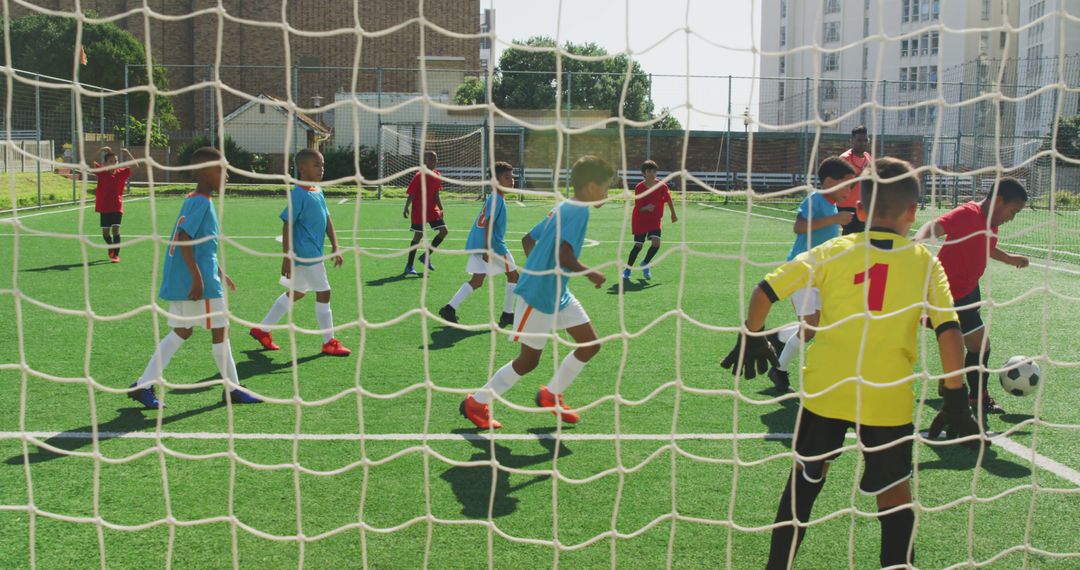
[249,327,280,351]
[110,255,121,263]
[321,338,351,357]
[536,386,580,423]
[460,394,502,429]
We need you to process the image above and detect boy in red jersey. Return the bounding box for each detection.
[835,125,872,235]
[914,178,1029,414]
[93,146,136,262]
[622,160,677,281]
[403,150,447,275]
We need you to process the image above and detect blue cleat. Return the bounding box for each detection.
[223,386,263,404]
[642,268,653,280]
[622,268,631,280]
[128,382,164,409]
[404,265,419,276]
[418,253,436,271]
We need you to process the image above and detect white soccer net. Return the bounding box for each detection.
[1,0,1078,568]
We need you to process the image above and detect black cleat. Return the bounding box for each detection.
[767,368,792,393]
[498,311,515,328]
[439,304,458,324]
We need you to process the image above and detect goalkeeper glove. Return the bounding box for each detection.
[928,384,985,450]
[720,325,779,380]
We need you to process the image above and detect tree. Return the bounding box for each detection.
[1,14,178,130]
[1045,114,1080,163]
[652,108,683,130]
[453,76,487,106]
[492,36,655,122]
[117,115,169,148]
[177,136,268,183]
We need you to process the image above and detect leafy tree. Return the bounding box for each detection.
[453,76,487,106]
[1,14,178,129]
[1045,114,1080,163]
[177,135,268,183]
[321,145,378,183]
[116,115,169,148]
[652,108,683,130]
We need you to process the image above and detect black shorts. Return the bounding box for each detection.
[99,212,123,228]
[410,218,447,233]
[838,207,865,235]
[793,408,913,496]
[954,286,984,335]
[633,229,661,244]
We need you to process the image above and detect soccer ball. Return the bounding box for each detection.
[999,356,1041,397]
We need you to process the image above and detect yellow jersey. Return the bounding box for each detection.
[762,229,959,426]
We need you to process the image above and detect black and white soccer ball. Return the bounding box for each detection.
[999,356,1040,397]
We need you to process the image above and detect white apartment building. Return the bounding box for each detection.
[1014,0,1080,160]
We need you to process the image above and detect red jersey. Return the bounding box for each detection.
[632,180,673,234]
[836,149,872,209]
[93,163,132,213]
[406,170,443,224]
[936,201,998,299]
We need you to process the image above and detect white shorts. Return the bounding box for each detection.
[279,263,331,293]
[167,298,228,330]
[790,287,821,317]
[465,252,518,275]
[511,296,591,350]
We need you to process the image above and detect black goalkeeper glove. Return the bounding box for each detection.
[928,384,985,450]
[721,325,779,380]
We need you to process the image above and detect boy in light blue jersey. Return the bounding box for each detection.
[461,155,614,429]
[439,161,520,328]
[766,156,857,392]
[250,149,350,356]
[127,147,261,408]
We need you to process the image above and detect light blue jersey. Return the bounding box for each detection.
[465,192,509,255]
[160,193,222,301]
[280,185,329,266]
[515,201,591,314]
[787,192,840,261]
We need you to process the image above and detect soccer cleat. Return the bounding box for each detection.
[223,386,262,404]
[460,394,502,429]
[768,368,792,393]
[622,268,631,280]
[128,382,164,409]
[971,394,1005,415]
[249,328,280,351]
[404,265,419,276]
[418,253,435,271]
[439,304,459,324]
[536,385,580,423]
[321,338,352,357]
[498,311,515,328]
[642,268,652,280]
[112,255,121,263]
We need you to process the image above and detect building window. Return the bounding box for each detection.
[781,0,787,18]
[911,37,919,55]
[901,39,909,57]
[982,0,991,21]
[822,53,839,72]
[780,26,786,47]
[900,67,908,91]
[902,0,911,22]
[929,65,938,88]
[922,33,931,55]
[778,82,785,102]
[825,0,840,14]
[932,0,940,19]
[921,0,930,20]
[863,46,869,72]
[820,80,838,100]
[931,32,939,54]
[259,104,266,114]
[779,55,786,75]
[823,22,840,43]
[979,32,990,55]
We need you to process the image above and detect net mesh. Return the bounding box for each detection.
[1,0,1079,568]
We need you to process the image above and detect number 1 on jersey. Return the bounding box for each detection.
[853,263,889,311]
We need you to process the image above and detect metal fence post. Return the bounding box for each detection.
[124,65,130,148]
[71,88,77,203]
[565,69,572,197]
[726,75,732,195]
[518,126,525,202]
[880,80,887,157]
[801,77,810,177]
[35,78,42,208]
[376,66,383,200]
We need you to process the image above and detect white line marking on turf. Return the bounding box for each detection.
[2,429,1078,485]
[337,199,349,205]
[0,197,150,220]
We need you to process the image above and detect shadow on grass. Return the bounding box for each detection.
[440,427,572,519]
[182,349,325,393]
[5,401,224,465]
[23,259,111,272]
[757,392,800,449]
[424,325,489,351]
[918,442,1031,479]
[607,279,660,295]
[365,273,415,287]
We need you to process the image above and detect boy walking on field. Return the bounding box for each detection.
[623,160,676,281]
[127,147,261,408]
[722,157,982,568]
[93,146,136,262]
[249,149,351,356]
[461,155,614,429]
[403,150,448,275]
[440,161,520,328]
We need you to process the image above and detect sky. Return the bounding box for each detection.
[487,0,762,131]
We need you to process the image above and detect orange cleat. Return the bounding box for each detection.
[249,327,280,351]
[536,386,580,423]
[460,394,502,429]
[321,338,352,357]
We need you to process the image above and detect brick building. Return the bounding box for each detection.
[18,0,481,133]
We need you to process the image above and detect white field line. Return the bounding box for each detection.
[0,197,150,220]
[1,430,1077,486]
[337,198,349,205]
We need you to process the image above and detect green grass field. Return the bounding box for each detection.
[1,194,1078,569]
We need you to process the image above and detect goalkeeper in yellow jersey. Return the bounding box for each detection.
[721,157,983,569]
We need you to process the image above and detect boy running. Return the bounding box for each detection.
[766,156,857,392]
[835,125,872,235]
[461,155,614,429]
[93,146,136,262]
[249,149,351,356]
[914,178,1029,415]
[623,160,677,281]
[127,147,261,408]
[722,157,981,569]
[403,150,447,275]
[439,161,520,328]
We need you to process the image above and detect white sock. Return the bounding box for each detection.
[777,334,804,372]
[474,361,522,404]
[502,282,517,314]
[135,332,185,388]
[260,293,292,332]
[548,352,588,394]
[777,324,799,345]
[449,283,474,310]
[315,302,334,343]
[212,340,240,390]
